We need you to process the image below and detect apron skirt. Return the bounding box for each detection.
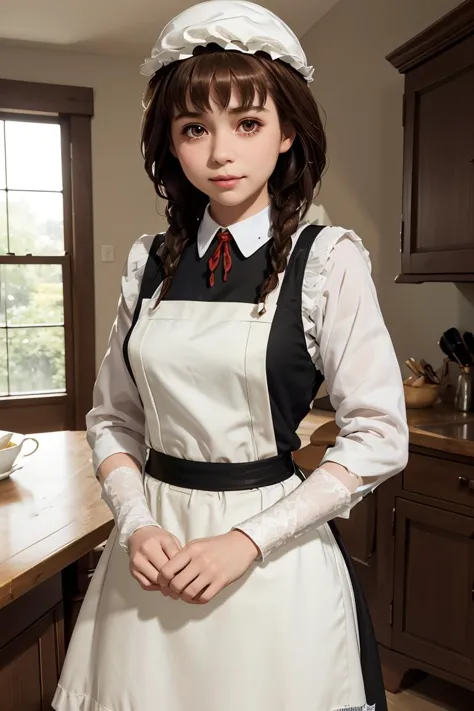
[52,456,385,711]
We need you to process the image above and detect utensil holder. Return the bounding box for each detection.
[454,368,474,412]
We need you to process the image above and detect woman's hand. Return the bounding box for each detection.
[128,526,183,598]
[157,530,260,604]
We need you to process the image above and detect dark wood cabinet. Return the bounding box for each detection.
[336,445,474,696]
[0,552,105,710]
[392,498,474,680]
[387,0,474,283]
[0,607,64,711]
[0,576,65,711]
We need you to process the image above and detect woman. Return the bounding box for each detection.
[53,2,408,710]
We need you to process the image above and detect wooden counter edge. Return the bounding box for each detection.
[309,408,474,459]
[0,520,113,612]
[408,427,474,458]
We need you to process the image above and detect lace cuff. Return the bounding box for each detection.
[233,468,351,561]
[101,466,160,553]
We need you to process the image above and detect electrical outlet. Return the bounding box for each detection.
[101,245,115,263]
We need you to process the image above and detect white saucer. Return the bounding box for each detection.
[0,464,23,481]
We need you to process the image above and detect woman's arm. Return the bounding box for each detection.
[233,233,409,560]
[316,236,409,488]
[86,257,148,473]
[97,452,141,484]
[88,236,162,552]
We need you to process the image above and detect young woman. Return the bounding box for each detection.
[53,2,408,710]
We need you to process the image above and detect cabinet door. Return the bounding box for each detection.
[392,499,474,680]
[401,34,474,278]
[0,604,64,710]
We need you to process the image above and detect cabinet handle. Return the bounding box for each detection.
[458,476,474,490]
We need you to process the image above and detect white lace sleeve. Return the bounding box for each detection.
[233,226,408,561]
[101,466,161,553]
[234,467,353,560]
[86,234,157,473]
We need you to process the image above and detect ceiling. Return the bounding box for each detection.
[0,0,340,58]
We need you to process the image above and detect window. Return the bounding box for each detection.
[0,118,67,396]
[0,80,95,433]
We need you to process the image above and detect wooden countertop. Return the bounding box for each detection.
[1,407,473,611]
[309,403,474,459]
[0,431,113,611]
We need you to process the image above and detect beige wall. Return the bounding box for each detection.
[302,0,474,369]
[0,44,167,363]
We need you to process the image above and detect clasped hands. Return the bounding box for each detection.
[128,526,260,604]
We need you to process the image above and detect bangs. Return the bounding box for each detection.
[167,49,270,117]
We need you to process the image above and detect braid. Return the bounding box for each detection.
[152,189,208,309]
[257,194,301,315]
[153,203,190,307]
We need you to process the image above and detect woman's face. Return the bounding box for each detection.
[170,88,294,217]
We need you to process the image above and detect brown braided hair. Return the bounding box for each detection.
[141,45,327,312]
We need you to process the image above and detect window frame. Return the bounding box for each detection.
[0,79,95,432]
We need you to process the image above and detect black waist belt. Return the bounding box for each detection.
[145,450,303,491]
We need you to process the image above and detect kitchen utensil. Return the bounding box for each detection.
[454,367,474,412]
[406,357,439,385]
[406,357,437,383]
[408,357,425,375]
[405,359,423,378]
[419,359,441,384]
[463,331,474,359]
[439,334,464,368]
[442,328,473,368]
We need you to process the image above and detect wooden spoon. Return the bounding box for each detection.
[419,359,440,384]
[405,359,423,378]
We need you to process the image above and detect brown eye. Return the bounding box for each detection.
[183,124,206,138]
[241,120,257,133]
[238,119,262,136]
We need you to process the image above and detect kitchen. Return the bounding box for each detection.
[1,0,474,709]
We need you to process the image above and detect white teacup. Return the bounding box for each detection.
[0,432,39,475]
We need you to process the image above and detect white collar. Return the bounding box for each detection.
[196,203,273,258]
